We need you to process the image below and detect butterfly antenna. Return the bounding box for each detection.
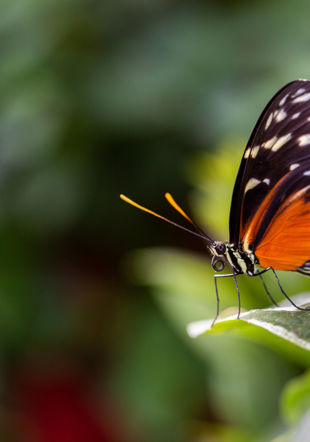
[165,193,212,240]
[120,194,213,244]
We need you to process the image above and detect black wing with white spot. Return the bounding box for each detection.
[229,79,310,246]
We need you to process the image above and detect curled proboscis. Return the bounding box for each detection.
[211,256,225,272]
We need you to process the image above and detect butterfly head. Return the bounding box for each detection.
[209,241,228,272]
[213,241,227,256]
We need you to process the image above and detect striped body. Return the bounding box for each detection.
[210,241,256,275]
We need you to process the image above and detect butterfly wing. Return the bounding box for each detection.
[229,79,310,258]
[240,160,310,271]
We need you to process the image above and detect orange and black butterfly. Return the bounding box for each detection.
[121,79,310,323]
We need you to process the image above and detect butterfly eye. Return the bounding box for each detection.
[215,242,226,255]
[211,255,225,272]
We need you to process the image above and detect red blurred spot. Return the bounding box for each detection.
[11,366,135,442]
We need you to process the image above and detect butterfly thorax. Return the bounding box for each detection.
[210,241,256,276]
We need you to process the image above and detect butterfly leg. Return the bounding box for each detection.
[251,267,271,276]
[249,267,279,307]
[257,273,279,307]
[212,275,221,328]
[271,268,310,310]
[212,272,240,327]
[232,270,241,319]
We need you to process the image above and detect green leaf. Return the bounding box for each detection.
[187,294,310,354]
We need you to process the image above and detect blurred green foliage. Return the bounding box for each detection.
[281,370,310,426]
[1,0,310,441]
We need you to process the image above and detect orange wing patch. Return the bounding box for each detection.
[245,185,310,270]
[241,173,288,246]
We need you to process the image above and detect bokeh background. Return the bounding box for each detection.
[2,0,310,441]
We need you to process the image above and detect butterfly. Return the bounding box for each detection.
[121,79,310,324]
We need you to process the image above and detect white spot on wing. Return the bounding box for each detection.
[263,178,270,185]
[292,112,301,120]
[290,163,300,171]
[271,134,292,152]
[298,134,310,146]
[279,94,289,106]
[275,108,287,122]
[244,178,261,193]
[293,93,310,103]
[263,136,277,149]
[244,147,251,159]
[304,171,310,176]
[292,88,306,97]
[251,145,259,159]
[265,113,273,130]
